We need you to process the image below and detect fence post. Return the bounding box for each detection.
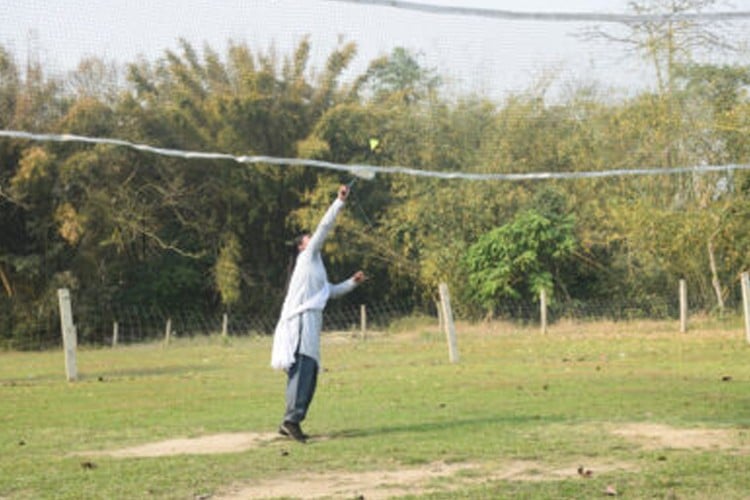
[222,313,229,337]
[679,279,688,333]
[360,304,367,340]
[57,288,78,382]
[112,321,119,348]
[540,289,548,335]
[164,318,172,346]
[438,283,459,363]
[435,298,444,332]
[741,272,750,344]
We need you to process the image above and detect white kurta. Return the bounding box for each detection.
[271,198,358,371]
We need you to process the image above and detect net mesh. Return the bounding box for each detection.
[2,1,750,349]
[2,1,747,99]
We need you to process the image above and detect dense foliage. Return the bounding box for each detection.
[2,8,750,347]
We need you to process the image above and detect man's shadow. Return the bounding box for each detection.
[323,413,555,440]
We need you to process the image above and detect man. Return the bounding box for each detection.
[271,184,365,442]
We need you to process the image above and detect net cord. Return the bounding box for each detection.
[1,129,749,182]
[325,0,750,24]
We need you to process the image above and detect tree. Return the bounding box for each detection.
[353,47,441,104]
[0,46,19,130]
[214,232,241,310]
[582,0,746,181]
[66,57,121,104]
[583,0,741,96]
[671,63,750,312]
[112,38,361,314]
[0,44,69,347]
[462,208,577,318]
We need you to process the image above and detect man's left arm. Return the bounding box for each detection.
[329,271,366,299]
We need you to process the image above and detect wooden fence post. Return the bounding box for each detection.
[222,313,229,337]
[435,298,444,333]
[164,318,172,346]
[679,279,688,333]
[741,272,750,344]
[540,289,548,335]
[360,304,367,340]
[439,283,459,363]
[57,288,78,381]
[112,321,119,348]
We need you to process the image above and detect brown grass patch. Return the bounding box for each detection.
[214,459,633,499]
[612,422,749,451]
[76,432,280,458]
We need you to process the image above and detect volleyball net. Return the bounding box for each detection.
[2,1,750,349]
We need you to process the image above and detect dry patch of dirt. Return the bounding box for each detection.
[76,432,280,458]
[612,423,747,451]
[77,432,630,499]
[74,422,749,499]
[215,459,631,500]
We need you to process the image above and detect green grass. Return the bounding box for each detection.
[2,317,750,499]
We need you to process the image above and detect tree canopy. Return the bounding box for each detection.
[1,18,750,348]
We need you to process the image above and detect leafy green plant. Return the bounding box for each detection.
[463,208,577,317]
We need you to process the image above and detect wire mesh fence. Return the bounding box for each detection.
[65,298,420,348]
[2,283,748,351]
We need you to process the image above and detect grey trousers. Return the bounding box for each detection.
[284,353,319,424]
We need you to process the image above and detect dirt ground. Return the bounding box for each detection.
[79,432,280,458]
[76,422,747,499]
[213,458,632,500]
[610,422,744,451]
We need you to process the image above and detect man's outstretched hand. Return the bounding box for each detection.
[353,271,366,284]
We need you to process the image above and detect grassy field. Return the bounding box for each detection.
[2,316,750,499]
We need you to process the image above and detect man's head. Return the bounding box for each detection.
[295,232,311,252]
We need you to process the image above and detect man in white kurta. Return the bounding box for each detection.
[271,184,365,442]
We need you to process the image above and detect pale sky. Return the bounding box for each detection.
[2,0,750,99]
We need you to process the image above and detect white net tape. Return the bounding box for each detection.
[2,129,749,182]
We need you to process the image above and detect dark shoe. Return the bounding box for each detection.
[279,421,308,443]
